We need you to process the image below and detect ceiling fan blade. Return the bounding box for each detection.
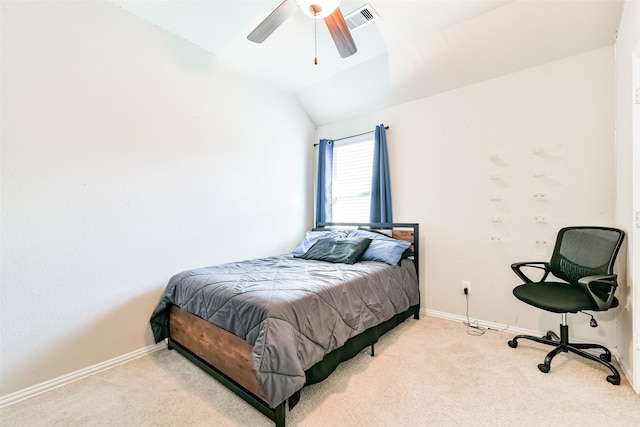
[247,0,298,43]
[324,7,357,58]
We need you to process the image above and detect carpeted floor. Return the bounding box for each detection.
[2,316,640,426]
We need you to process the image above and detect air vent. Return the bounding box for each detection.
[344,4,380,31]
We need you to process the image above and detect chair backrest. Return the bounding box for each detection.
[549,226,625,285]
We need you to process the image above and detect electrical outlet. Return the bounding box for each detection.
[462,280,471,294]
[532,146,546,154]
[490,236,502,244]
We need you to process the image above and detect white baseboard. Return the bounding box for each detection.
[422,308,541,336]
[0,341,166,409]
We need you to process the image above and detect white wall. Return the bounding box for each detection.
[318,47,618,345]
[0,1,315,397]
[614,0,640,390]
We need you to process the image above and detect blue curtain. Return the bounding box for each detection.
[315,139,333,225]
[370,124,393,223]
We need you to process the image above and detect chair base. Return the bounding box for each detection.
[508,321,621,386]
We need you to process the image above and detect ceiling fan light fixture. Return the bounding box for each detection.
[296,0,341,18]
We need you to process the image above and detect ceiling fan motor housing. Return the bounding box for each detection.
[296,0,341,18]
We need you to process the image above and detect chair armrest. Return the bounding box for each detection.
[511,261,550,283]
[578,274,618,311]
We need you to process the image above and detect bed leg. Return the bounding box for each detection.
[274,402,286,427]
[288,391,301,411]
[370,344,375,357]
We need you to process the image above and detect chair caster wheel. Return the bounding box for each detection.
[606,375,620,385]
[599,353,612,362]
[508,340,518,348]
[538,364,550,373]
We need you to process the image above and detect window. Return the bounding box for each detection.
[331,134,374,222]
[315,125,391,226]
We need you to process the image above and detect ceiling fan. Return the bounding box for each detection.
[247,0,357,59]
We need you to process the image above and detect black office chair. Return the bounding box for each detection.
[507,226,625,385]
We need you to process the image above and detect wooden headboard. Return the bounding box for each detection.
[315,222,420,279]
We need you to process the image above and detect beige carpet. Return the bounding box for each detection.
[2,316,640,426]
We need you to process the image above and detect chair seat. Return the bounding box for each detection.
[513,282,619,313]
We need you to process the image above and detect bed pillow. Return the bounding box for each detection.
[292,230,348,255]
[295,237,372,264]
[346,229,411,265]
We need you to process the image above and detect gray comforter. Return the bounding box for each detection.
[150,254,419,408]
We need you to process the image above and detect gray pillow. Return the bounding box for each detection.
[295,237,372,264]
[347,229,411,265]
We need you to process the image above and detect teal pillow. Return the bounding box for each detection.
[295,237,372,264]
[291,230,348,255]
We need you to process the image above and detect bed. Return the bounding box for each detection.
[149,222,420,427]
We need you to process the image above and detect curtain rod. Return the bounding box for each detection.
[314,126,389,146]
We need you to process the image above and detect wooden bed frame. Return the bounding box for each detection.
[166,222,420,427]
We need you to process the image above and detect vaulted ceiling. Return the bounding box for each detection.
[112,0,624,125]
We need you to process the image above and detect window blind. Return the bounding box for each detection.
[331,134,374,222]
